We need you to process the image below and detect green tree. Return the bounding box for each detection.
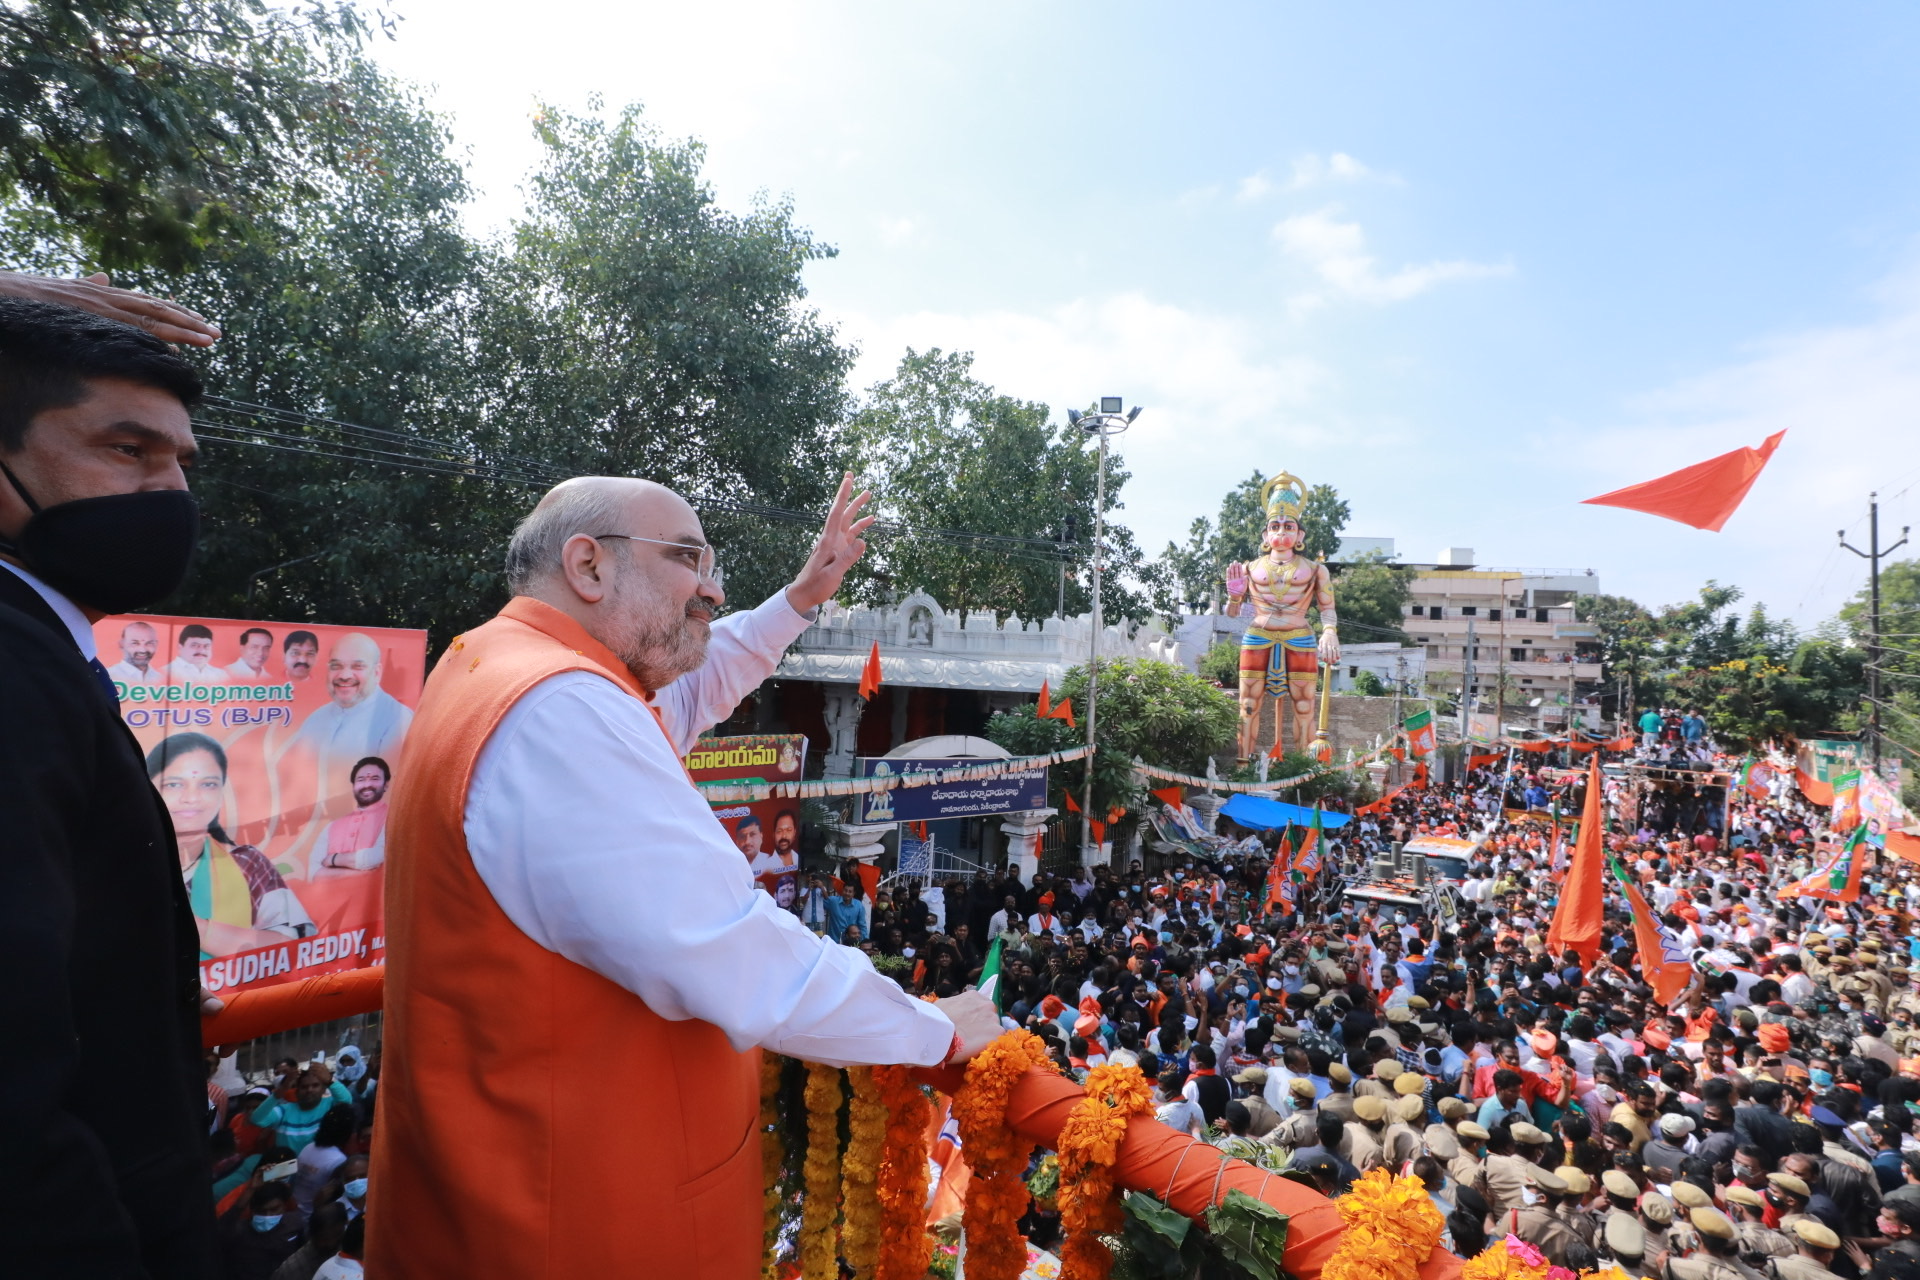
[1328,552,1412,646]
[0,0,369,272]
[847,348,1155,623]
[1197,638,1241,688]
[1209,471,1349,567]
[1349,669,1389,697]
[984,657,1237,821]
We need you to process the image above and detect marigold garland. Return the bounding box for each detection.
[841,1066,887,1280]
[950,1031,1056,1280]
[1054,1063,1155,1280]
[1461,1235,1551,1280]
[800,1062,846,1280]
[872,1065,934,1280]
[1320,1167,1446,1280]
[760,1052,787,1277]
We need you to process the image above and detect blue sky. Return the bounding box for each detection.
[372,2,1920,625]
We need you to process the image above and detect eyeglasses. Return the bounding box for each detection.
[592,533,722,585]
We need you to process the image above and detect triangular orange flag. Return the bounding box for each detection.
[1150,785,1183,806]
[1546,757,1605,967]
[1088,818,1106,846]
[1062,791,1081,814]
[1582,430,1785,532]
[1266,739,1287,761]
[858,641,882,700]
[1050,698,1076,730]
[1037,681,1052,718]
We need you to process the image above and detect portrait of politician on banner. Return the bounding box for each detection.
[686,733,808,908]
[93,612,427,994]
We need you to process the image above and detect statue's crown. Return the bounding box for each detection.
[1262,471,1307,523]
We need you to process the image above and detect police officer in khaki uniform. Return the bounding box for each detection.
[1662,1207,1768,1280]
[1232,1067,1282,1137]
[1427,1095,1470,1162]
[1382,1092,1425,1169]
[1504,1166,1581,1267]
[1608,1211,1654,1280]
[1452,1121,1492,1204]
[1554,1166,1598,1249]
[1268,1078,1321,1149]
[1641,1192,1676,1260]
[1768,1220,1843,1280]
[1723,1186,1793,1267]
[1344,1095,1388,1173]
[1858,944,1894,1017]
[1321,1063,1357,1124]
[1358,1058,1401,1101]
[1485,1124,1535,1216]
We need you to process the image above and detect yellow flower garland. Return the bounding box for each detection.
[1320,1168,1446,1280]
[950,1031,1056,1280]
[842,1066,887,1280]
[872,1065,934,1280]
[1055,1063,1155,1280]
[801,1062,845,1280]
[759,1052,786,1277]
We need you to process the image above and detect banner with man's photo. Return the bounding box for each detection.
[94,613,427,995]
[686,733,808,908]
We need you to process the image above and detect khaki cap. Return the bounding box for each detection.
[1394,1095,1426,1123]
[1289,1078,1317,1099]
[1457,1121,1490,1140]
[1301,984,1322,997]
[1438,1096,1471,1119]
[1395,1073,1427,1096]
[1524,1165,1568,1193]
[1691,1207,1735,1241]
[1408,996,1431,1009]
[1793,1220,1841,1250]
[1354,1096,1387,1122]
[1388,1007,1414,1024]
[1375,1060,1404,1080]
[1274,1025,1304,1042]
[1671,1181,1712,1209]
[1606,1212,1647,1257]
[1556,1167,1592,1195]
[1329,1063,1352,1084]
[1234,1066,1270,1086]
[1724,1186,1765,1209]
[1510,1122,1549,1145]
[1768,1173,1811,1198]
[1640,1193,1674,1225]
[1602,1170,1640,1199]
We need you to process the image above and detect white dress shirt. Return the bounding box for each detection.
[466,590,952,1069]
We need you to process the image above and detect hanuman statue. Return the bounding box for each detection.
[1222,472,1340,761]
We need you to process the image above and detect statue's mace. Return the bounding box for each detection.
[1312,659,1334,764]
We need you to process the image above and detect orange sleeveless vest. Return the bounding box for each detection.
[366,597,761,1279]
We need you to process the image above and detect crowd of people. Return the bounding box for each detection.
[925,732,1920,1280]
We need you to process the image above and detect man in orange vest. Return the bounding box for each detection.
[368,473,1001,1278]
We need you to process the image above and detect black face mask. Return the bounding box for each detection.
[0,461,198,615]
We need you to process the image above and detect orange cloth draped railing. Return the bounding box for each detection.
[911,1064,1465,1280]
[201,965,386,1047]
[201,971,1466,1280]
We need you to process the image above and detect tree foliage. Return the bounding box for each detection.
[1153,471,1351,621]
[847,349,1156,624]
[0,0,371,272]
[984,657,1237,819]
[1328,552,1413,646]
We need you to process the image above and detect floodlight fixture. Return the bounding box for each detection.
[1100,396,1123,414]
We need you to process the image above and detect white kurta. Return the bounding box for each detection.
[465,589,953,1069]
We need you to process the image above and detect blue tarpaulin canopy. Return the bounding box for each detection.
[1218,794,1352,832]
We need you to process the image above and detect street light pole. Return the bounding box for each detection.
[1067,398,1142,867]
[1842,494,1911,774]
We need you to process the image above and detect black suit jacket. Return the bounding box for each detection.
[0,569,214,1277]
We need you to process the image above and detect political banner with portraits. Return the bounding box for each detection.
[686,733,808,908]
[94,612,427,995]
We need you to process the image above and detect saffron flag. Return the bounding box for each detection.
[858,641,883,700]
[1062,791,1081,814]
[1546,758,1605,966]
[1404,708,1436,756]
[1609,852,1692,1005]
[1783,826,1867,903]
[1037,681,1052,718]
[1151,785,1183,807]
[1266,827,1295,910]
[1581,429,1786,532]
[1047,697,1076,730]
[1293,807,1323,877]
[1888,829,1920,867]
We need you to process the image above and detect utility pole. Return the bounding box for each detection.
[1459,617,1477,742]
[1841,493,1911,774]
[1055,516,1075,620]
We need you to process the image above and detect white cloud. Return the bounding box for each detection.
[826,293,1356,553]
[1236,172,1275,203]
[1272,208,1512,307]
[1286,151,1391,190]
[876,215,916,246]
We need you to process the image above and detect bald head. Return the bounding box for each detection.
[506,476,723,690]
[505,477,689,595]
